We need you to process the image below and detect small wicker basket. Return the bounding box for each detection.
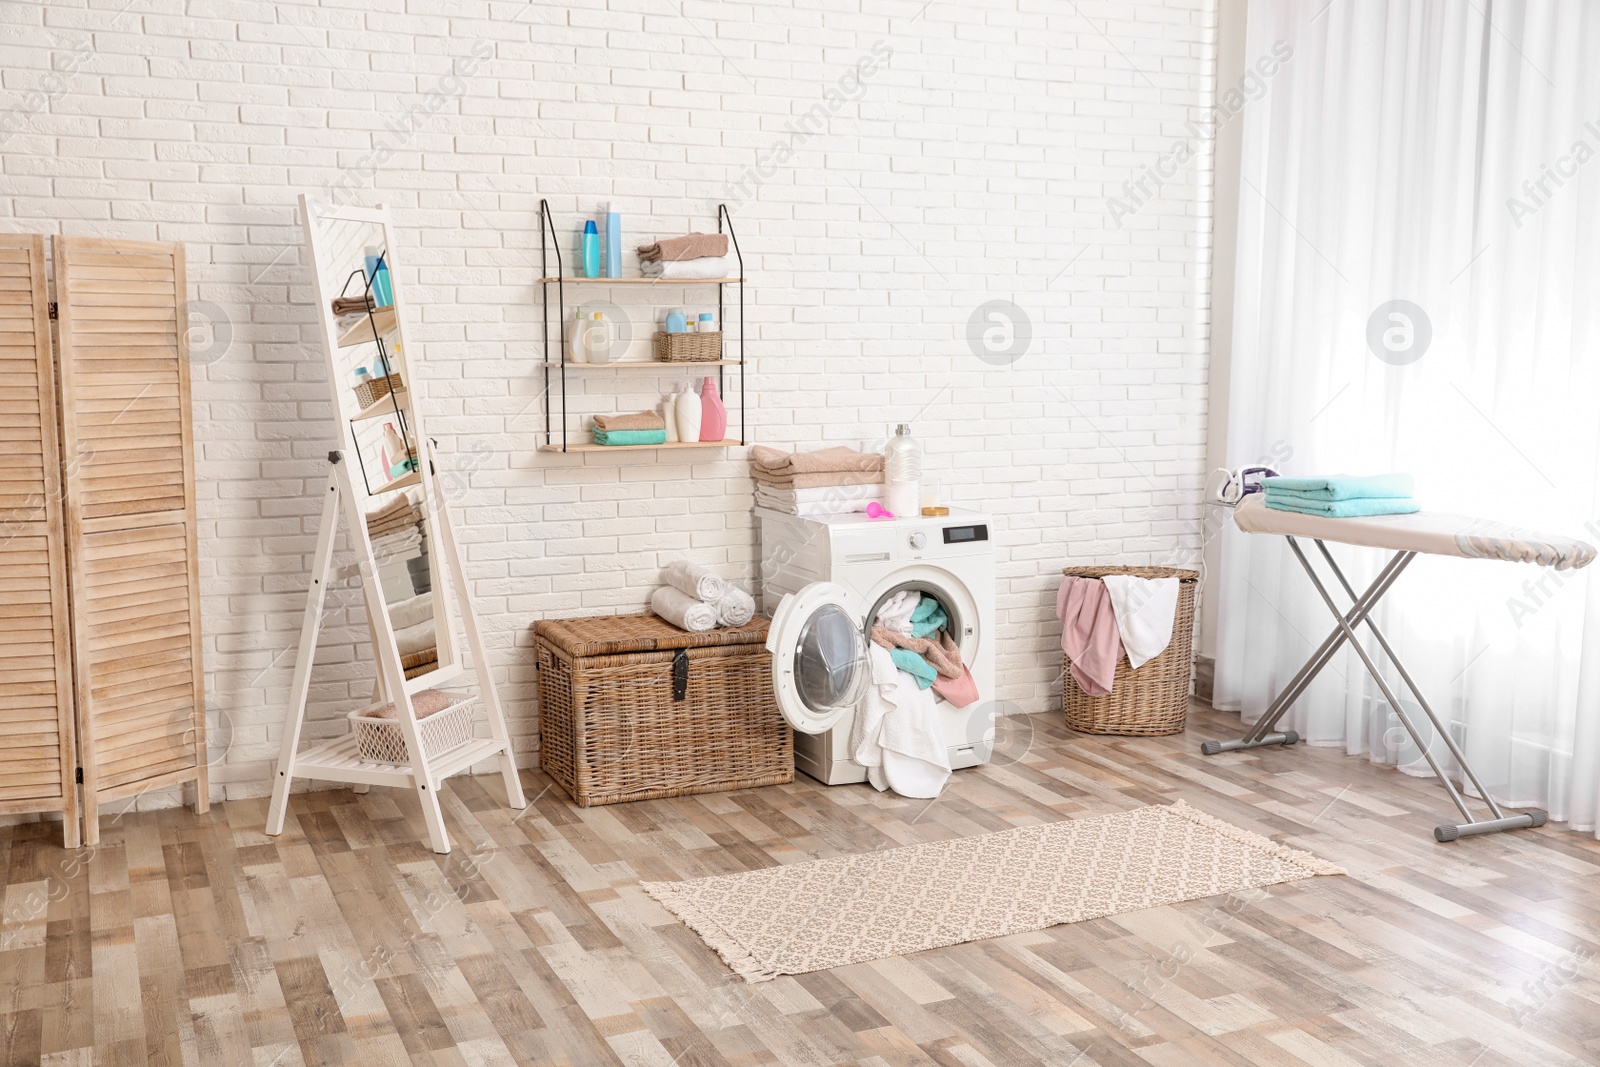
[653,331,722,362]
[348,690,476,765]
[354,375,399,410]
[1061,565,1199,736]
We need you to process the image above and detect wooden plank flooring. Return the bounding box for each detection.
[4,702,1600,1065]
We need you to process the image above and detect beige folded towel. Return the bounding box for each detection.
[636,232,729,262]
[332,295,376,316]
[751,468,887,490]
[592,410,667,432]
[751,445,884,476]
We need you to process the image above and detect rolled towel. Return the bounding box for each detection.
[636,232,729,262]
[639,256,732,280]
[716,586,755,627]
[651,586,716,632]
[663,559,727,602]
[593,410,666,432]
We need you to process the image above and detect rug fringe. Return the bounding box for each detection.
[641,881,781,983]
[1166,800,1346,877]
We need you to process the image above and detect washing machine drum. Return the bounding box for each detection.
[766,582,870,734]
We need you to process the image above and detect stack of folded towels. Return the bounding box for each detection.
[637,232,732,280]
[1262,474,1419,518]
[366,492,423,558]
[591,411,666,446]
[751,445,887,517]
[649,559,757,633]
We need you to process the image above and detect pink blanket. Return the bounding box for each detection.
[1056,576,1124,696]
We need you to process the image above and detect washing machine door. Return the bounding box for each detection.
[765,582,869,734]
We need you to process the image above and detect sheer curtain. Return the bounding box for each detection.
[1214,0,1600,832]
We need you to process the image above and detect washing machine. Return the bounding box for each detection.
[756,506,997,785]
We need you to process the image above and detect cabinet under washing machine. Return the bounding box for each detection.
[755,506,998,785]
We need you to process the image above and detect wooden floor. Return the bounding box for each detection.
[4,702,1600,1066]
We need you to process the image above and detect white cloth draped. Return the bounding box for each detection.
[1216,1,1600,832]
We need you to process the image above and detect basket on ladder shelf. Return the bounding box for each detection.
[1060,565,1199,736]
[347,688,477,765]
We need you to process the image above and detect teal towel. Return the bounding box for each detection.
[593,428,667,446]
[1265,496,1420,518]
[889,648,937,689]
[1264,474,1414,501]
[909,602,947,639]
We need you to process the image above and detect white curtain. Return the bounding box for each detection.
[1215,0,1600,831]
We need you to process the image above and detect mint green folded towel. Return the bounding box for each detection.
[592,428,667,446]
[1264,474,1414,501]
[1265,496,1420,518]
[889,647,938,688]
[908,598,948,639]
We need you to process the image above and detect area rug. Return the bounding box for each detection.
[641,801,1343,982]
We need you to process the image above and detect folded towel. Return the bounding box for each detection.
[663,559,727,602]
[908,598,948,639]
[715,586,755,627]
[650,586,717,632]
[640,256,732,280]
[751,444,885,476]
[332,295,376,316]
[1100,575,1180,670]
[754,483,887,504]
[890,647,938,689]
[592,410,666,432]
[752,469,887,490]
[753,487,881,516]
[1264,474,1415,501]
[636,232,729,262]
[592,428,668,446]
[365,688,458,721]
[1265,496,1422,518]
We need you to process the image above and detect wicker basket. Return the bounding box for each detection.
[1061,566,1199,736]
[533,613,791,807]
[354,375,399,409]
[347,690,476,764]
[653,331,722,362]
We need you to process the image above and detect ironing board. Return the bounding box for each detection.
[1203,495,1596,842]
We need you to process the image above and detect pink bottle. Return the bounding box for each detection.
[698,376,727,442]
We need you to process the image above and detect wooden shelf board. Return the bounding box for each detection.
[337,306,397,348]
[538,439,742,454]
[536,277,745,286]
[351,386,408,420]
[291,733,505,788]
[372,469,420,492]
[538,361,741,370]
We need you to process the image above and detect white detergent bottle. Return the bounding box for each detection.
[884,423,920,518]
[663,392,680,442]
[567,306,588,363]
[674,380,702,444]
[586,311,612,364]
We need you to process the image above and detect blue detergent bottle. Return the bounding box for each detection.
[582,220,600,278]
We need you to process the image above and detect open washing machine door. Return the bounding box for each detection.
[765,582,870,734]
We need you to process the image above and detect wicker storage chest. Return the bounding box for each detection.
[533,613,791,806]
[1060,566,1199,736]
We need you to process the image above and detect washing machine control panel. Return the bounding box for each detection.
[908,531,927,550]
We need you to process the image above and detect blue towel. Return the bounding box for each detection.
[593,428,668,446]
[1265,496,1421,518]
[889,648,937,689]
[1263,474,1414,501]
[908,598,948,639]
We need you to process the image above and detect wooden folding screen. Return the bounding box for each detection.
[54,236,206,844]
[0,235,79,846]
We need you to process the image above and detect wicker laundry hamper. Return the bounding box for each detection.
[533,613,791,807]
[1060,566,1199,736]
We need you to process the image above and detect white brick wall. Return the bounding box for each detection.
[0,0,1217,805]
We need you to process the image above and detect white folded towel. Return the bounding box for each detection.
[650,586,717,632]
[1101,575,1180,669]
[755,483,887,504]
[753,489,879,517]
[715,586,755,627]
[662,559,727,602]
[640,255,732,280]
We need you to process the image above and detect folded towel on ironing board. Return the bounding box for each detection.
[1264,474,1414,500]
[636,232,729,262]
[639,256,732,280]
[662,559,727,602]
[650,586,717,632]
[1265,496,1421,518]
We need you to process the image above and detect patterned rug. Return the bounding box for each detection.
[641,801,1343,982]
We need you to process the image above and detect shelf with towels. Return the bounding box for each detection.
[537,198,747,455]
[337,305,397,347]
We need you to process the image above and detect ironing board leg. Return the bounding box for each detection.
[1200,550,1414,755]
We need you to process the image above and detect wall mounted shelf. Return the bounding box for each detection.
[538,199,747,454]
[338,305,397,347]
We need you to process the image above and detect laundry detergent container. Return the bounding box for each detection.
[533,613,792,806]
[1060,566,1199,736]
